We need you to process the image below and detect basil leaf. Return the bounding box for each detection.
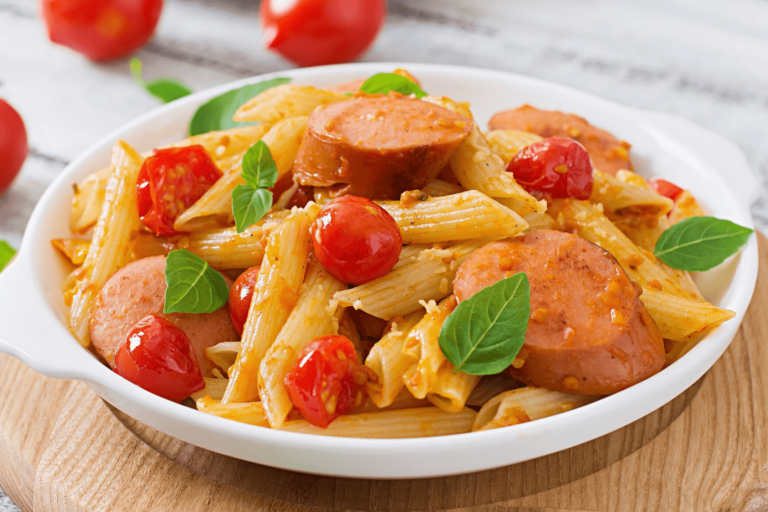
[241,140,278,189]
[359,73,428,98]
[439,273,530,375]
[232,186,273,233]
[0,240,16,273]
[164,249,229,314]
[653,216,753,272]
[188,77,291,136]
[130,58,192,104]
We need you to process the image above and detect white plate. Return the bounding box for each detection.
[0,63,759,479]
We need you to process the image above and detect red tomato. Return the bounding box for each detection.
[40,0,163,62]
[229,265,261,335]
[649,178,684,201]
[137,145,222,236]
[0,100,28,196]
[114,314,204,402]
[284,335,365,428]
[311,196,402,284]
[260,0,386,67]
[506,137,594,200]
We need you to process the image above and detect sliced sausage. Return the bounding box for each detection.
[293,96,473,200]
[488,105,632,175]
[90,256,238,377]
[453,231,664,395]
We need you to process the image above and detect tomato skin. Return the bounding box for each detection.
[311,196,402,285]
[0,100,28,196]
[114,314,204,403]
[284,335,364,428]
[506,137,594,200]
[260,0,386,67]
[137,145,222,236]
[40,0,163,62]
[649,178,684,201]
[229,266,261,336]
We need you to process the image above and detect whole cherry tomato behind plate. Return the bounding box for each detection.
[40,0,164,62]
[0,99,28,196]
[261,0,386,67]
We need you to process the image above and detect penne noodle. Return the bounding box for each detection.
[191,378,230,401]
[258,259,347,428]
[466,374,525,408]
[333,239,488,320]
[280,406,476,438]
[195,396,270,427]
[234,84,347,123]
[205,342,241,377]
[421,95,473,119]
[392,244,431,270]
[473,387,599,432]
[355,388,430,413]
[668,190,704,225]
[427,364,481,414]
[377,190,528,244]
[51,238,91,265]
[421,179,464,198]
[522,212,556,233]
[639,288,735,342]
[590,170,673,217]
[484,129,543,164]
[223,203,320,404]
[70,166,112,234]
[68,141,144,346]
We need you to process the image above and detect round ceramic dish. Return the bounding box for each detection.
[0,63,759,479]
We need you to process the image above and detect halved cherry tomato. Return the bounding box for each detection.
[284,335,366,428]
[260,0,386,67]
[114,314,204,402]
[137,145,222,236]
[649,178,684,201]
[506,137,594,200]
[311,196,402,284]
[0,99,28,196]
[229,265,261,336]
[40,0,164,62]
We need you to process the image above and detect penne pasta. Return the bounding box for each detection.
[421,178,464,198]
[191,378,230,401]
[70,166,112,233]
[333,239,488,320]
[484,129,542,164]
[377,190,528,244]
[355,388,430,413]
[639,288,735,342]
[668,190,704,225]
[68,141,144,346]
[168,125,272,163]
[223,203,320,404]
[258,259,347,428]
[280,406,476,438]
[205,342,241,377]
[51,238,91,265]
[196,396,270,427]
[522,212,556,233]
[234,84,347,123]
[590,170,673,217]
[473,387,599,432]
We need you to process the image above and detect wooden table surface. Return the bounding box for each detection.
[1,1,768,510]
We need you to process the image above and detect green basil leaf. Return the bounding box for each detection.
[241,140,278,189]
[653,216,753,272]
[164,249,229,314]
[0,240,16,273]
[359,73,428,98]
[130,58,192,104]
[439,273,530,375]
[188,77,291,136]
[232,185,273,233]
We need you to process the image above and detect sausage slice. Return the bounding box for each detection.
[488,105,632,175]
[453,231,664,395]
[293,96,473,200]
[90,256,238,377]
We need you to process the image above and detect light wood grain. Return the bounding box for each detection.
[0,235,765,511]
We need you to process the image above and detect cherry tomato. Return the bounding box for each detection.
[311,196,402,284]
[0,100,28,196]
[229,265,261,335]
[506,137,594,200]
[649,178,684,201]
[284,335,365,428]
[260,0,386,67]
[40,0,163,62]
[137,145,222,236]
[114,314,204,402]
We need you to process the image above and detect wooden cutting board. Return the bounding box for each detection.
[0,236,766,512]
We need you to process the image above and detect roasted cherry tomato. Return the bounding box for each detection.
[649,178,684,201]
[311,196,402,284]
[260,0,386,67]
[137,145,222,236]
[40,0,163,62]
[0,99,28,196]
[229,265,261,335]
[506,137,593,200]
[284,335,365,428]
[114,314,204,402]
